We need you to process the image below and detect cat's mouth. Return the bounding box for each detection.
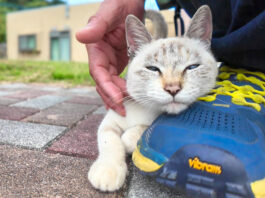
[168,101,184,106]
[162,101,188,114]
[163,100,182,107]
[165,99,190,108]
[171,101,181,104]
[166,101,179,106]
[166,98,184,105]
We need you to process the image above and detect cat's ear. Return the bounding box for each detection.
[185,5,212,48]
[125,15,152,58]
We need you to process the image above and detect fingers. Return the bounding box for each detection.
[96,86,126,116]
[112,75,127,96]
[98,76,127,117]
[87,43,127,115]
[76,0,125,44]
[88,41,118,70]
[87,42,125,101]
[75,0,145,117]
[76,15,108,44]
[87,43,119,101]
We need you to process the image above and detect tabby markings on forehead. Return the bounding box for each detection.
[171,57,185,69]
[144,54,185,69]
[143,42,203,70]
[147,54,152,60]
[145,51,160,63]
[177,43,184,51]
[162,44,167,56]
[169,42,175,53]
[154,52,158,62]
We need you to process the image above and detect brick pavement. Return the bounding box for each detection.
[0,83,184,198]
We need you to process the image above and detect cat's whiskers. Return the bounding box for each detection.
[123,97,157,114]
[97,90,131,106]
[136,99,158,113]
[132,93,161,105]
[146,90,170,100]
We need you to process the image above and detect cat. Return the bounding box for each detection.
[88,5,218,192]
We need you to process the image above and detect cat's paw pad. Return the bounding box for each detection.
[88,159,127,191]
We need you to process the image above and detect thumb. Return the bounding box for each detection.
[76,15,108,44]
[75,0,123,44]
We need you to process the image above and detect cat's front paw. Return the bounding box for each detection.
[88,159,127,191]
[121,132,138,154]
[122,125,147,154]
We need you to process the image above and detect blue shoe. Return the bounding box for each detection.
[132,66,265,198]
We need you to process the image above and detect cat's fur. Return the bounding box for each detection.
[88,5,218,191]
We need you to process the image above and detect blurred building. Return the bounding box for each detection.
[7,3,188,62]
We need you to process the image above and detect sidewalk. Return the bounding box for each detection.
[0,83,184,198]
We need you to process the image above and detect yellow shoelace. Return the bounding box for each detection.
[198,66,265,111]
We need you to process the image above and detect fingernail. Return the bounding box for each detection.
[76,27,89,35]
[121,110,126,117]
[87,16,97,27]
[119,107,126,117]
[78,23,94,32]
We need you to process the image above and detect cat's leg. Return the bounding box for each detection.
[88,112,127,191]
[121,125,148,154]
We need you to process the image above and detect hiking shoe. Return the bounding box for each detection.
[132,66,265,198]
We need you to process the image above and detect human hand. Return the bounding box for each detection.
[76,0,145,116]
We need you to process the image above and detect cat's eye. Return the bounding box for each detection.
[186,64,200,70]
[146,66,161,73]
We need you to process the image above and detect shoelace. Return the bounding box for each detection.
[198,66,265,111]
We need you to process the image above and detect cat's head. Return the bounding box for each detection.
[125,5,218,114]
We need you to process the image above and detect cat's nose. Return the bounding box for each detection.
[164,84,181,96]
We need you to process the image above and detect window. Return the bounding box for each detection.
[19,35,36,52]
[50,31,70,61]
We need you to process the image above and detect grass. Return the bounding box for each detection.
[0,60,127,87]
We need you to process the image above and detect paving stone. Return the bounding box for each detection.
[25,103,97,126]
[68,87,100,98]
[66,96,103,106]
[0,90,16,96]
[0,105,39,121]
[127,164,185,198]
[93,106,107,115]
[47,114,104,159]
[0,83,28,89]
[12,95,69,110]
[40,86,63,92]
[0,97,21,106]
[53,89,99,99]
[0,120,66,149]
[0,145,126,197]
[86,90,101,98]
[48,90,74,97]
[6,90,51,100]
[68,87,96,95]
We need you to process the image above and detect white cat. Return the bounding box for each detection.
[88,5,218,191]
